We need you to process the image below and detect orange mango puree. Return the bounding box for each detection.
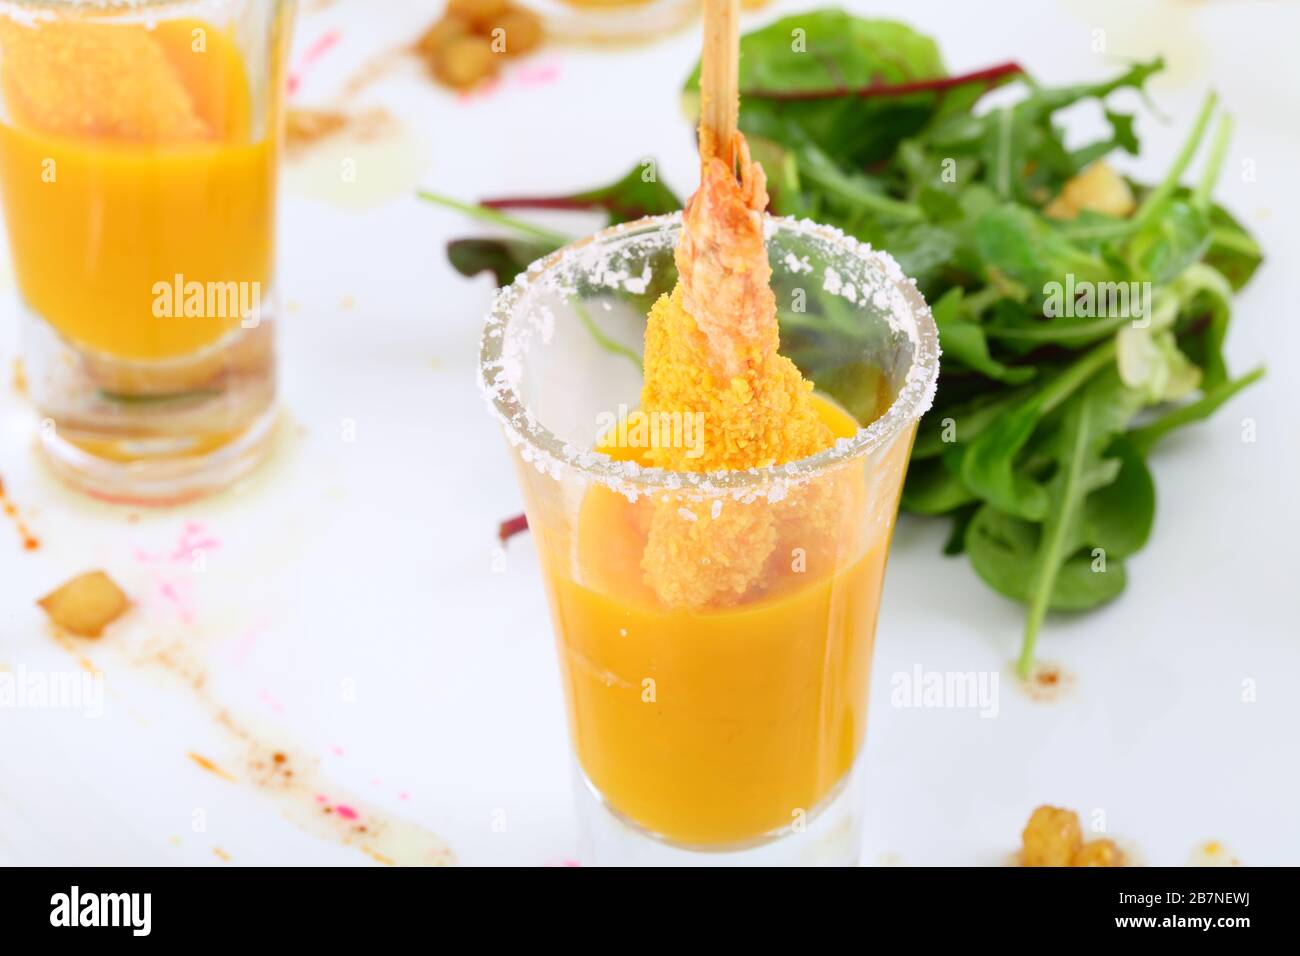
[0,19,276,361]
[543,396,895,846]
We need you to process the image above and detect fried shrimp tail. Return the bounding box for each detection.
[674,134,777,379]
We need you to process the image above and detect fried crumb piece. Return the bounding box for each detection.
[1188,840,1241,866]
[1044,161,1135,220]
[447,0,510,29]
[1073,838,1125,867]
[1021,805,1083,867]
[37,571,129,638]
[418,3,541,92]
[416,14,472,58]
[434,36,498,90]
[495,9,544,58]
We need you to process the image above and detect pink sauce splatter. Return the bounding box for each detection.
[456,62,561,105]
[130,522,223,624]
[458,76,502,103]
[335,805,359,821]
[170,521,221,561]
[289,30,343,96]
[515,62,561,88]
[230,628,261,670]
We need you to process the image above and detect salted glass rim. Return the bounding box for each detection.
[479,212,940,498]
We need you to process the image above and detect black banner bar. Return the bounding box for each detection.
[0,865,1283,941]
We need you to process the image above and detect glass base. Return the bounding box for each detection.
[20,298,278,505]
[573,763,865,867]
[38,403,277,506]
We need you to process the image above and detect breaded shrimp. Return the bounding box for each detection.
[635,133,840,609]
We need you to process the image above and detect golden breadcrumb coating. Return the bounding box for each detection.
[640,285,833,473]
[635,134,838,609]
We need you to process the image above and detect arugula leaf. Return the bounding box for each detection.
[957,339,1118,519]
[931,287,1035,383]
[1127,367,1264,455]
[1015,370,1146,675]
[959,402,1050,520]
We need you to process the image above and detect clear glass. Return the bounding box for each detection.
[0,0,295,503]
[481,214,940,865]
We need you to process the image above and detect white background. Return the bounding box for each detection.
[1,0,1296,866]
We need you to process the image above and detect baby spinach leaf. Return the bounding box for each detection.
[476,163,681,224]
[1083,436,1155,559]
[965,506,1129,611]
[447,237,561,287]
[551,165,682,223]
[683,12,950,167]
[1204,204,1263,289]
[943,506,978,556]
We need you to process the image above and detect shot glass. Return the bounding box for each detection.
[481,214,939,865]
[0,0,295,503]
